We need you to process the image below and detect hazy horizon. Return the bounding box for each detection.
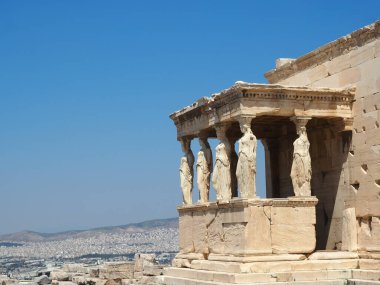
[1,1,378,235]
[0,216,179,236]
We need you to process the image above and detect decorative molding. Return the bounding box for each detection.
[265,20,380,83]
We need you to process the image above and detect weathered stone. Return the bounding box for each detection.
[271,224,316,254]
[271,206,316,225]
[308,251,358,260]
[359,259,380,270]
[291,259,358,271]
[208,253,306,262]
[134,253,156,272]
[249,261,291,273]
[342,208,358,252]
[358,216,380,252]
[245,205,272,253]
[172,258,191,268]
[50,271,70,282]
[34,275,51,285]
[143,265,163,276]
[352,269,380,281]
[62,264,88,274]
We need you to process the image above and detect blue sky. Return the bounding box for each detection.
[0,1,378,234]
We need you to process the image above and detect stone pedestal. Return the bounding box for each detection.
[177,197,318,258]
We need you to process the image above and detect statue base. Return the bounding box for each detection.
[177,197,318,256]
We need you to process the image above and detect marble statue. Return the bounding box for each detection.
[236,120,257,198]
[196,137,213,203]
[212,142,231,202]
[179,139,194,204]
[290,127,312,196]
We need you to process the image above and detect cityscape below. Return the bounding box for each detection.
[0,218,178,279]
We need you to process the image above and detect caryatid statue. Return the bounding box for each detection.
[212,125,232,202]
[236,117,257,198]
[196,136,213,203]
[179,138,194,205]
[290,117,312,196]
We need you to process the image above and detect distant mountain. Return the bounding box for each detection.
[0,217,178,242]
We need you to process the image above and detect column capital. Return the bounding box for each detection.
[214,123,230,140]
[237,115,256,126]
[290,116,311,133]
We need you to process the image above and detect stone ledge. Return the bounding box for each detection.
[177,197,318,212]
[162,267,380,284]
[265,20,380,84]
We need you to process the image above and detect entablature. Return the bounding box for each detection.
[170,82,355,139]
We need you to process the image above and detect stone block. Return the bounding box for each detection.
[249,261,291,273]
[307,64,329,83]
[207,253,306,262]
[359,259,380,270]
[206,210,224,254]
[326,53,351,75]
[339,67,361,87]
[355,198,380,217]
[271,224,316,254]
[283,71,311,86]
[98,267,134,280]
[223,222,246,254]
[245,206,271,253]
[195,270,213,282]
[350,44,376,67]
[271,206,316,225]
[275,272,294,282]
[290,259,358,271]
[172,258,190,268]
[352,269,380,281]
[211,272,234,283]
[308,251,358,260]
[62,264,88,274]
[311,73,340,88]
[134,253,156,272]
[342,208,358,251]
[192,211,208,253]
[220,207,248,223]
[291,270,328,281]
[326,270,353,280]
[365,128,380,147]
[163,268,195,279]
[358,216,380,251]
[50,271,70,282]
[189,260,243,273]
[233,273,275,283]
[179,212,194,253]
[175,253,204,260]
[143,265,163,276]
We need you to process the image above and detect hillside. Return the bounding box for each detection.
[0,217,178,242]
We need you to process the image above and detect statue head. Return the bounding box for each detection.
[240,122,251,134]
[297,126,307,136]
[238,117,253,134]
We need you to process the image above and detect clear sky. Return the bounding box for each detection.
[0,1,379,234]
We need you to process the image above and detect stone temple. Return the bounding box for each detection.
[162,21,380,284]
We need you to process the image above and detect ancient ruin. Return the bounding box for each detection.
[163,20,380,284]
